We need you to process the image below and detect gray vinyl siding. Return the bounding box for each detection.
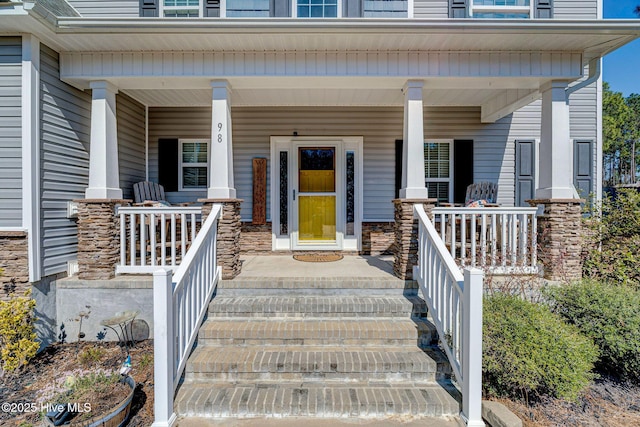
[0,37,22,227]
[568,80,598,197]
[149,106,525,221]
[553,0,597,19]
[40,44,91,276]
[117,93,146,200]
[66,0,140,17]
[413,0,448,18]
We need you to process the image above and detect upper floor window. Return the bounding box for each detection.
[162,0,201,17]
[470,0,532,19]
[296,0,338,17]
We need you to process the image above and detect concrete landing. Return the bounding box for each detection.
[238,255,395,278]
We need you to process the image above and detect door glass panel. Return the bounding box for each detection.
[299,148,335,192]
[279,151,288,235]
[299,196,336,240]
[298,147,336,242]
[346,151,355,236]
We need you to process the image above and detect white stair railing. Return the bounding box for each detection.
[414,204,485,427]
[116,206,201,274]
[152,204,222,427]
[432,206,539,274]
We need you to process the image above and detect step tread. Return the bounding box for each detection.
[208,295,428,317]
[186,346,450,375]
[198,318,436,341]
[175,382,460,418]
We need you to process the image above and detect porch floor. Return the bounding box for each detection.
[237,255,396,279]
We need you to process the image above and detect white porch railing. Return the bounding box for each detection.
[432,206,540,274]
[414,204,485,427]
[152,204,222,427]
[116,206,202,274]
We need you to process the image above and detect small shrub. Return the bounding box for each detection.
[483,294,598,402]
[547,280,640,382]
[77,346,105,367]
[138,353,153,369]
[0,289,39,374]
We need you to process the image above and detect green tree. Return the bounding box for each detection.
[603,82,639,185]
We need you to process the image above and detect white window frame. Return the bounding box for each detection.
[179,139,210,191]
[161,0,203,17]
[469,0,533,19]
[424,139,454,203]
[293,0,342,18]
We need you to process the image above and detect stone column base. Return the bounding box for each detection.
[201,199,243,280]
[392,199,437,280]
[76,199,131,280]
[527,198,584,281]
[0,231,29,299]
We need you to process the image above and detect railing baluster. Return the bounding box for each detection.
[129,213,136,267]
[171,214,177,266]
[160,214,166,266]
[140,213,146,267]
[491,214,497,267]
[480,214,487,267]
[501,213,507,268]
[460,214,466,266]
[470,214,476,267]
[150,213,156,267]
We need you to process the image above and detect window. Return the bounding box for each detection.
[162,0,201,17]
[363,0,407,17]
[424,140,453,203]
[470,0,532,18]
[227,0,270,16]
[296,0,338,18]
[180,139,209,190]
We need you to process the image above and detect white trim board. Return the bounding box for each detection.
[270,136,363,252]
[21,35,41,282]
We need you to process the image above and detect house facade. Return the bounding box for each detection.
[0,0,638,343]
[3,0,640,425]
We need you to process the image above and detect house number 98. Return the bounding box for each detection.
[217,123,223,143]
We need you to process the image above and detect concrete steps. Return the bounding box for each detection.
[197,318,437,347]
[175,276,460,421]
[175,383,460,419]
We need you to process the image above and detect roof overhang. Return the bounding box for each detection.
[2,2,640,120]
[0,2,638,63]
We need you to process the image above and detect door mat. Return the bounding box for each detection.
[293,254,344,262]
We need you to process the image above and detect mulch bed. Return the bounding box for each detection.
[0,340,154,426]
[493,376,640,427]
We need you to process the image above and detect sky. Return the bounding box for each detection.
[603,0,640,96]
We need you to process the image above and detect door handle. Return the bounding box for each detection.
[293,189,296,201]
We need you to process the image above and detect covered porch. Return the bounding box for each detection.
[35,20,638,281]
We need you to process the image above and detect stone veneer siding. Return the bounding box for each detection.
[393,199,437,280]
[362,222,395,255]
[201,200,242,279]
[240,223,272,254]
[76,200,130,280]
[0,231,29,299]
[528,199,583,281]
[238,222,395,255]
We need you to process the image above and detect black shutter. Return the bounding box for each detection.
[395,139,403,198]
[535,0,553,18]
[204,0,221,17]
[270,0,291,17]
[453,140,474,204]
[515,140,536,206]
[574,140,593,199]
[140,0,159,17]
[343,0,363,17]
[158,139,179,192]
[450,0,467,18]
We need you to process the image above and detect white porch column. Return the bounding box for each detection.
[208,80,236,199]
[400,80,429,199]
[536,81,576,199]
[85,81,122,199]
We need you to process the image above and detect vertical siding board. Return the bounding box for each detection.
[40,44,91,276]
[0,37,22,227]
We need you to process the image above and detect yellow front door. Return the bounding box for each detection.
[297,147,337,242]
